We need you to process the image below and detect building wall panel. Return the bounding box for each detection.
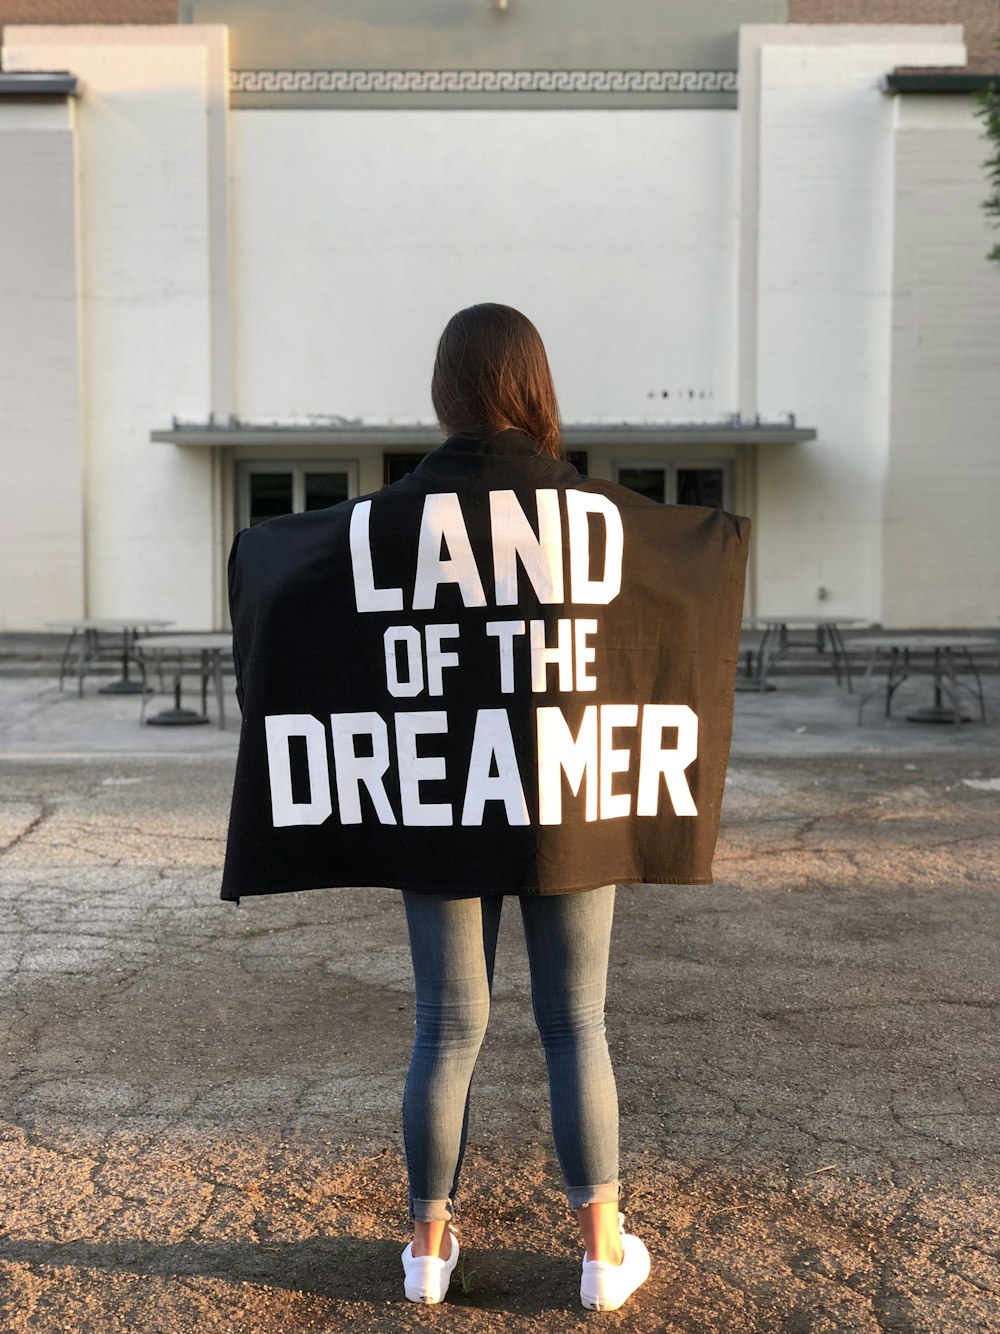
[230,108,740,431]
[0,103,85,629]
[5,26,224,627]
[746,27,965,621]
[884,102,1000,626]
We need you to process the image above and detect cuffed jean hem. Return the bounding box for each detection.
[409,1197,455,1223]
[567,1180,621,1210]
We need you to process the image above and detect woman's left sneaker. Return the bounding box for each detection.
[580,1212,651,1312]
[401,1228,460,1304]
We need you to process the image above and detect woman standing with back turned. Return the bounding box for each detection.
[398,304,646,1312]
[221,302,749,1313]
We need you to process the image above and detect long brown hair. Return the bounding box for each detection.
[431,303,563,458]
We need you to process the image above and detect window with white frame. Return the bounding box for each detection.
[614,461,732,509]
[238,461,359,529]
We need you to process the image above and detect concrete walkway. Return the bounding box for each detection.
[2,666,1000,759]
[0,671,998,1330]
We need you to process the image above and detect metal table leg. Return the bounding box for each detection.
[885,646,910,717]
[827,623,853,692]
[75,628,97,698]
[99,626,147,695]
[905,646,972,724]
[965,647,987,721]
[58,629,77,692]
[211,649,226,729]
[857,646,908,724]
[200,650,209,717]
[146,656,209,726]
[856,647,879,723]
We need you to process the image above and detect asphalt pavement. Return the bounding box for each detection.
[0,666,997,1331]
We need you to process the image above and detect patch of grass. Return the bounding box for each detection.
[455,1254,478,1296]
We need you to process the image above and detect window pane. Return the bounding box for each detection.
[676,468,724,508]
[383,453,427,485]
[249,472,293,525]
[304,471,349,511]
[617,467,666,504]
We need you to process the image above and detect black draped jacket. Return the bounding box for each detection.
[220,428,749,903]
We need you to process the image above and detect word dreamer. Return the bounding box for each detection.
[264,704,699,828]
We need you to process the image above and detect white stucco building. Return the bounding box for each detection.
[1,7,998,631]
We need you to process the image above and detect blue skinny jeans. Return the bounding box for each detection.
[401,883,620,1222]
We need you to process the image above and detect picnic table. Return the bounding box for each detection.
[46,618,175,697]
[740,616,867,691]
[134,633,234,729]
[842,634,999,726]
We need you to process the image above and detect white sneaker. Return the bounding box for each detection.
[401,1227,460,1304]
[580,1212,651,1312]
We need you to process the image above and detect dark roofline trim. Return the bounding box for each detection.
[0,72,79,97]
[152,422,818,449]
[882,71,999,95]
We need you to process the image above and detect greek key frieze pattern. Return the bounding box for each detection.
[230,68,738,95]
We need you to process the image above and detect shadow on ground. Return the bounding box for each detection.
[2,1131,996,1332]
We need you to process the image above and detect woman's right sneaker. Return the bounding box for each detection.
[580,1212,651,1312]
[401,1227,460,1304]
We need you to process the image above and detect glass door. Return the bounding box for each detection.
[615,461,732,509]
[616,466,668,503]
[239,462,358,529]
[247,470,294,526]
[676,466,727,508]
